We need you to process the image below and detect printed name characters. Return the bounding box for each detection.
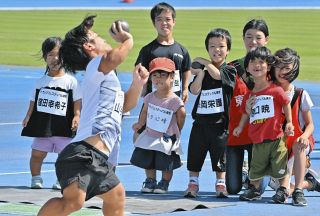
[249,95,274,124]
[146,103,173,133]
[196,88,225,114]
[37,88,68,116]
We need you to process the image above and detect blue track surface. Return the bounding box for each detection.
[0,1,320,216]
[0,66,319,216]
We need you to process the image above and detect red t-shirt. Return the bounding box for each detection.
[241,83,290,144]
[228,74,251,146]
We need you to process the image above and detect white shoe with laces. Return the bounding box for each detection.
[216,180,228,198]
[31,176,43,189]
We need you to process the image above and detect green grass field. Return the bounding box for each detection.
[0,9,319,81]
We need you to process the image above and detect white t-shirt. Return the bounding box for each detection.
[72,56,123,165]
[31,73,81,102]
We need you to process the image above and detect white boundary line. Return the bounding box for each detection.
[1,155,319,176]
[1,7,320,11]
[0,170,55,176]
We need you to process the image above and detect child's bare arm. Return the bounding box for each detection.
[22,101,35,127]
[182,70,191,103]
[297,110,314,149]
[132,103,148,132]
[189,69,205,95]
[176,105,186,131]
[71,99,82,131]
[193,57,221,80]
[283,103,294,136]
[233,113,249,137]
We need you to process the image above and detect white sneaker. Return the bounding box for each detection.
[31,176,43,189]
[216,180,228,198]
[52,179,61,190]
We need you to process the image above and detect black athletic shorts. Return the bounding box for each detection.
[187,122,227,172]
[55,141,120,201]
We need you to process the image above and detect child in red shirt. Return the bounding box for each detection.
[233,46,294,203]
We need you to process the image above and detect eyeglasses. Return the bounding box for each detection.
[151,71,170,78]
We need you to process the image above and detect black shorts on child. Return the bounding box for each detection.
[187,122,227,172]
[55,141,120,201]
[130,147,182,171]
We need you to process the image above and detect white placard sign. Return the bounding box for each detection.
[249,95,275,123]
[196,88,224,114]
[37,88,68,116]
[146,103,173,133]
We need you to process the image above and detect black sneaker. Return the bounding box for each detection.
[239,184,261,201]
[292,188,307,206]
[141,178,157,193]
[153,179,169,194]
[271,186,289,204]
[305,168,320,192]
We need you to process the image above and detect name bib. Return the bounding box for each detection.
[171,70,181,93]
[249,95,275,123]
[197,88,224,114]
[146,103,173,133]
[111,91,124,123]
[37,88,68,116]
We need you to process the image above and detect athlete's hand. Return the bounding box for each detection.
[109,21,132,43]
[133,63,149,86]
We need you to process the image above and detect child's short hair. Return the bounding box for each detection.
[274,48,300,83]
[243,19,269,38]
[150,2,176,24]
[244,46,274,68]
[205,28,232,51]
[244,46,275,80]
[60,15,96,73]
